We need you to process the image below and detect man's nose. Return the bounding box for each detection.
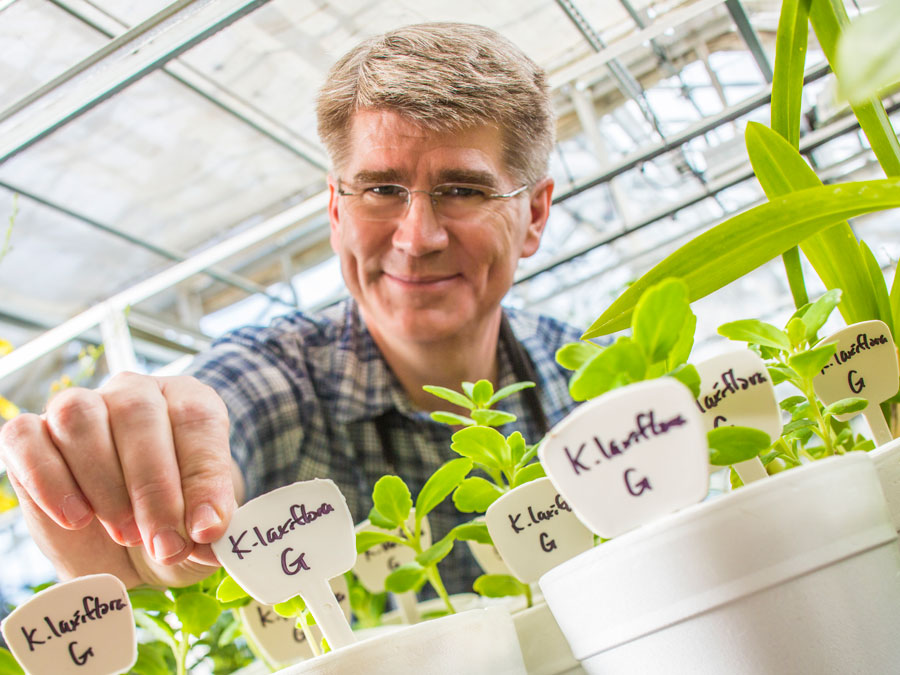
[391,191,449,256]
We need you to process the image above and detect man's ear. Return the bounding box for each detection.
[327,176,341,253]
[521,176,554,258]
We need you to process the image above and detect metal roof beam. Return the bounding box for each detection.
[725,0,773,84]
[0,0,273,163]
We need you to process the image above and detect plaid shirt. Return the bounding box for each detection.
[188,298,582,593]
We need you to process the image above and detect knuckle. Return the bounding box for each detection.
[129,477,179,514]
[0,413,42,457]
[104,389,165,422]
[46,388,107,434]
[168,396,228,434]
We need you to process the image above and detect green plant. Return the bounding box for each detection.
[0,646,24,675]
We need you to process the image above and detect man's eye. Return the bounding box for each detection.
[365,185,406,198]
[438,185,489,199]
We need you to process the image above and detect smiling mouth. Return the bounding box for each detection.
[384,272,460,285]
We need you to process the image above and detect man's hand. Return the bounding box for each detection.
[0,373,239,588]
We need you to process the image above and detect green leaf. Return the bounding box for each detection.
[667,363,701,398]
[175,591,222,637]
[449,520,492,545]
[718,319,791,352]
[0,648,24,675]
[771,0,810,147]
[823,397,868,417]
[788,343,837,381]
[451,426,510,470]
[631,278,690,363]
[892,261,900,342]
[415,457,473,520]
[422,385,474,410]
[384,562,427,593]
[273,595,306,617]
[356,530,406,554]
[129,586,175,613]
[787,317,807,348]
[666,310,697,370]
[800,289,842,339]
[415,535,455,567]
[368,507,397,530]
[131,642,170,675]
[779,395,807,411]
[472,380,494,408]
[508,431,527,466]
[372,475,412,528]
[487,381,536,407]
[472,574,528,599]
[471,409,517,427]
[569,336,647,401]
[729,467,745,490]
[708,426,773,466]
[134,610,177,651]
[453,476,505,512]
[510,461,546,488]
[430,411,475,426]
[461,382,476,399]
[214,576,248,604]
[835,1,900,105]
[860,241,894,330]
[783,418,817,435]
[581,179,900,338]
[768,364,797,386]
[556,341,603,371]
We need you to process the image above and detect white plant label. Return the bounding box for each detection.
[212,478,356,648]
[237,576,350,667]
[485,477,594,583]
[466,520,512,577]
[353,511,432,593]
[0,574,136,675]
[813,320,899,444]
[695,349,781,483]
[539,378,709,539]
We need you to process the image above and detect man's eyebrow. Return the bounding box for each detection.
[351,169,406,184]
[436,169,498,187]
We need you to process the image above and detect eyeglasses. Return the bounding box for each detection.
[336,181,528,222]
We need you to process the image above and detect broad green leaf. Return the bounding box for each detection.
[0,647,24,675]
[453,476,505,512]
[134,611,176,650]
[779,395,807,411]
[175,591,221,637]
[631,278,690,363]
[487,381,536,407]
[582,179,900,338]
[556,341,603,371]
[449,520,492,545]
[372,475,412,528]
[666,310,696,370]
[707,426,772,466]
[461,382,476,399]
[783,418,817,435]
[384,562,427,593]
[214,575,248,604]
[131,642,170,675]
[129,586,175,613]
[800,289,842,339]
[517,441,540,468]
[569,336,647,401]
[810,0,900,176]
[787,317,807,348]
[510,461,546,488]
[451,426,510,469]
[422,385,474,410]
[789,342,837,381]
[471,409,517,427]
[472,574,528,599]
[823,397,868,417]
[368,507,397,530]
[415,458,473,520]
[836,1,900,104]
[274,595,306,617]
[666,363,701,398]
[860,241,894,330]
[718,319,791,352]
[771,0,811,147]
[892,263,900,341]
[430,411,475,426]
[356,530,406,554]
[508,431,527,466]
[767,364,797,386]
[415,536,455,567]
[472,380,494,408]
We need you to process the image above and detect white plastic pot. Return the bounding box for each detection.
[540,453,900,674]
[512,600,585,675]
[871,437,900,532]
[277,606,526,674]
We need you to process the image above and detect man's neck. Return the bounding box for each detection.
[364,309,503,413]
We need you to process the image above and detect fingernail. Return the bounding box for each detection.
[191,504,222,538]
[61,494,92,526]
[121,518,142,547]
[152,529,187,561]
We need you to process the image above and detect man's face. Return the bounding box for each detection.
[328,109,553,345]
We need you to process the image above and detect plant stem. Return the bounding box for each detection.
[523,583,533,609]
[176,635,189,675]
[424,566,456,615]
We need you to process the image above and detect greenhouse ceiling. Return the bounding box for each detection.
[0,0,896,413]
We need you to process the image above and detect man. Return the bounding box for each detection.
[0,23,580,592]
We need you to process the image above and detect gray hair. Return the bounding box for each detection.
[316,22,554,184]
